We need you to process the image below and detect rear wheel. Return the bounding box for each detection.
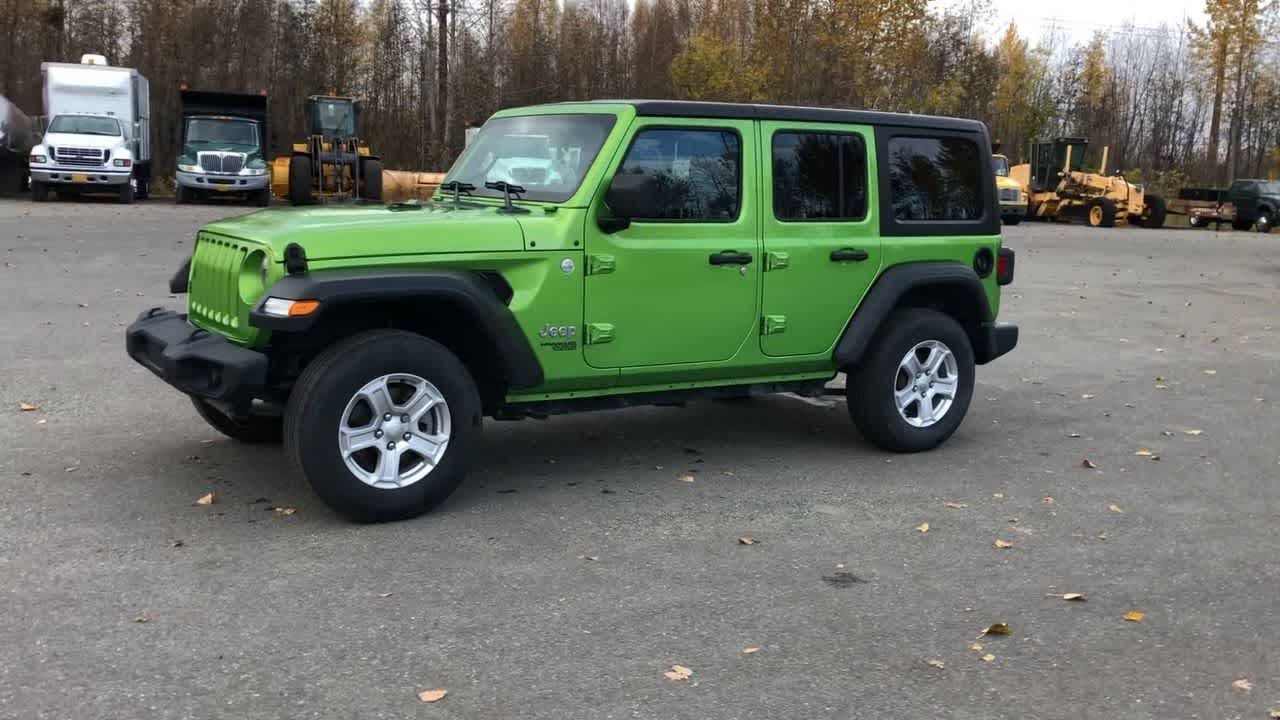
[287,155,313,206]
[359,158,383,201]
[284,329,483,522]
[31,180,48,202]
[1139,194,1167,228]
[192,397,282,444]
[1086,198,1116,227]
[846,308,975,452]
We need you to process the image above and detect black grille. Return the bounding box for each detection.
[198,153,246,174]
[54,147,107,167]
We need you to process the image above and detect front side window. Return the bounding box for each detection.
[992,155,1009,177]
[772,132,867,221]
[48,115,121,136]
[444,114,617,203]
[607,128,741,221]
[888,137,983,221]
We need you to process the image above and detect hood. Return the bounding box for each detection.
[202,203,527,260]
[42,131,127,151]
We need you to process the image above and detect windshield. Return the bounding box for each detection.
[186,118,259,147]
[48,115,121,136]
[992,156,1009,177]
[316,99,355,136]
[443,114,617,203]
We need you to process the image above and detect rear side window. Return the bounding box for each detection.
[612,128,741,221]
[888,137,983,221]
[772,132,867,221]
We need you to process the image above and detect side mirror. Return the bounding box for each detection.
[598,172,656,232]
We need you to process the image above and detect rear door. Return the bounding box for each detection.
[759,121,881,357]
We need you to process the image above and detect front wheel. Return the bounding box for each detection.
[284,330,482,522]
[1256,211,1273,234]
[192,397,282,443]
[1086,198,1116,227]
[1002,215,1022,226]
[31,180,48,202]
[846,308,975,452]
[118,177,135,204]
[359,158,383,201]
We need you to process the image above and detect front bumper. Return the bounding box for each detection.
[177,170,269,192]
[125,308,268,408]
[30,166,131,186]
[975,322,1018,364]
[999,202,1025,218]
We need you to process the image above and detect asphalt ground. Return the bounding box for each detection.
[2,196,1278,720]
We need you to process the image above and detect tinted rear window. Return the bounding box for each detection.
[887,137,983,221]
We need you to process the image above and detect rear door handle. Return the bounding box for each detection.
[830,248,869,262]
[709,250,753,265]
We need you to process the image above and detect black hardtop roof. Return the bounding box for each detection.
[567,99,987,133]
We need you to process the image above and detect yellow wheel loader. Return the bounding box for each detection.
[270,94,382,205]
[1009,137,1166,228]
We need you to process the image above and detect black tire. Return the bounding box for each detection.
[846,308,975,453]
[136,175,149,200]
[118,177,135,204]
[359,158,383,201]
[284,329,483,522]
[175,185,192,204]
[1002,215,1022,226]
[1086,197,1116,227]
[1232,219,1253,231]
[288,155,313,206]
[1139,194,1167,228]
[31,180,48,202]
[1188,215,1201,228]
[1256,210,1273,234]
[192,397,283,444]
[253,188,271,207]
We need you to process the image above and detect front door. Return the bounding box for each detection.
[583,118,760,369]
[758,121,881,356]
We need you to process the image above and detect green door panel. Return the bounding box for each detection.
[583,117,761,369]
[759,121,882,357]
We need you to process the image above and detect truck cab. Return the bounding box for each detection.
[175,90,270,205]
[991,153,1027,225]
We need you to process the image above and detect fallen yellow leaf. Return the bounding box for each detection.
[980,622,1010,637]
[1108,503,1124,514]
[1123,610,1144,622]
[1184,429,1203,436]
[1082,458,1098,469]
[1204,369,1217,375]
[1061,593,1086,602]
[1231,678,1251,691]
[133,615,149,623]
[926,659,945,669]
[1269,709,1280,719]
[970,642,983,651]
[19,402,38,412]
[943,501,968,509]
[915,522,930,534]
[737,536,756,546]
[1081,393,1095,399]
[993,539,1012,549]
[677,475,695,483]
[981,653,995,662]
[1067,432,1081,438]
[1043,496,1054,504]
[664,664,693,681]
[417,688,447,703]
[992,493,1004,499]
[1135,449,1154,457]
[742,646,760,654]
[272,506,296,516]
[195,493,214,506]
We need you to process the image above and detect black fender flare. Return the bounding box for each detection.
[249,268,543,390]
[832,262,996,368]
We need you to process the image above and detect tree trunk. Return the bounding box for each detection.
[1206,38,1226,184]
[435,0,449,166]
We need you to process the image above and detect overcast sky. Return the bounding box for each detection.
[986,0,1207,43]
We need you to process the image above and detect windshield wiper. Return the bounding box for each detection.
[439,180,477,210]
[484,181,529,214]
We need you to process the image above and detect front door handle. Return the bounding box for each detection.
[709,250,753,266]
[830,248,870,262]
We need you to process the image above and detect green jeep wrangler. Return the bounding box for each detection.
[127,101,1017,522]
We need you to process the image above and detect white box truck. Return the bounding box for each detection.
[28,53,151,203]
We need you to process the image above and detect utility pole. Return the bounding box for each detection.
[435,1,449,166]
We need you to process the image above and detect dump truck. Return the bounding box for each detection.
[1,95,37,194]
[270,94,382,205]
[175,88,270,205]
[28,54,151,203]
[1010,137,1166,228]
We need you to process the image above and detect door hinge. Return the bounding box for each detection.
[761,315,787,335]
[585,254,616,275]
[585,322,615,344]
[765,251,789,271]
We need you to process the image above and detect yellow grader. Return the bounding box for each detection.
[270,93,444,205]
[1009,137,1167,228]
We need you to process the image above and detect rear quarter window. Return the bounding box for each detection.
[875,129,998,237]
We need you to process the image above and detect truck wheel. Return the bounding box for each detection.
[31,181,48,202]
[1188,215,1202,228]
[1002,215,1022,226]
[1256,211,1273,234]
[254,188,271,207]
[1086,198,1116,227]
[846,308,975,453]
[288,155,313,206]
[191,397,282,444]
[175,185,191,204]
[284,329,483,522]
[118,178,135,204]
[359,158,383,201]
[1139,194,1167,228]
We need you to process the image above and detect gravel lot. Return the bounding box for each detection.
[2,197,1278,719]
